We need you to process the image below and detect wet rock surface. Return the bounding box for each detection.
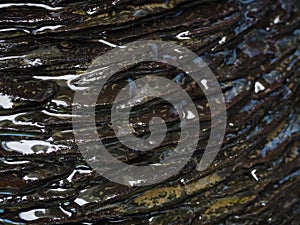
[0,0,300,224]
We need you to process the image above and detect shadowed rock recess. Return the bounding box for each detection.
[0,0,300,224]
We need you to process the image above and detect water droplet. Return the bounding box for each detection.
[201,79,209,90]
[251,169,259,181]
[219,36,227,45]
[1,140,67,155]
[26,58,42,66]
[187,111,195,120]
[19,209,46,221]
[74,198,89,206]
[176,31,191,40]
[254,81,265,93]
[274,16,280,24]
[0,93,13,109]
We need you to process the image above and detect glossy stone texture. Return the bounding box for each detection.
[0,0,299,224]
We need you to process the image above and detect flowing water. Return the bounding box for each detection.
[0,0,300,224]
